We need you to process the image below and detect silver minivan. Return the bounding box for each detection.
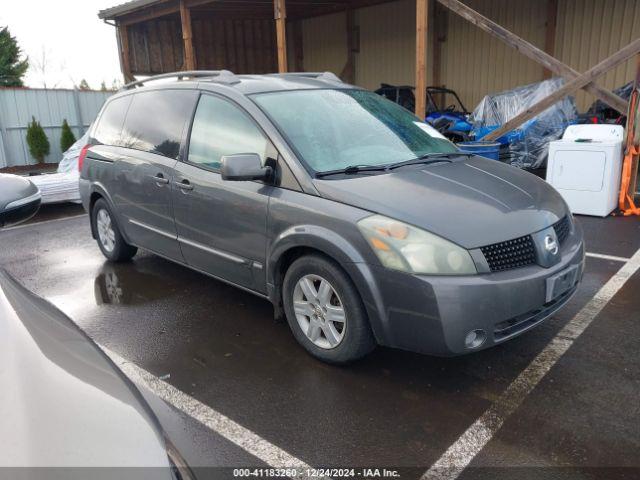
[80,71,584,364]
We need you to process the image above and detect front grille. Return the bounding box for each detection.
[553,215,571,245]
[480,235,536,272]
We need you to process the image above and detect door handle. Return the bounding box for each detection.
[175,179,194,191]
[152,173,169,185]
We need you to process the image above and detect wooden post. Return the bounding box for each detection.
[432,2,446,88]
[117,24,134,83]
[180,0,196,70]
[340,9,357,83]
[292,20,304,72]
[415,0,429,119]
[436,0,628,114]
[485,38,640,141]
[274,0,288,73]
[543,0,558,79]
[629,54,640,197]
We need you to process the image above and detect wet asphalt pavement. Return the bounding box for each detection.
[0,209,638,477]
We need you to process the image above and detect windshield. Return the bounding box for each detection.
[252,89,458,174]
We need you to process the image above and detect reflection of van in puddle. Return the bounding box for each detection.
[94,263,174,306]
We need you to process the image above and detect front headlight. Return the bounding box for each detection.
[357,215,477,275]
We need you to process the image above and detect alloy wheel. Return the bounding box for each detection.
[292,274,346,349]
[96,208,116,253]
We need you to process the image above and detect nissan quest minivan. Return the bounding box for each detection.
[79,71,585,364]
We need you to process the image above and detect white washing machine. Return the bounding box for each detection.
[546,124,624,217]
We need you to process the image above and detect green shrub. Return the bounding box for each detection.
[60,119,76,152]
[26,116,50,164]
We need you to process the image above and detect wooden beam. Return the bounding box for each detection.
[432,1,446,88]
[118,0,224,26]
[485,38,640,141]
[117,24,135,82]
[180,0,196,70]
[415,0,429,119]
[339,9,356,83]
[120,1,180,26]
[274,0,288,72]
[543,0,558,79]
[292,20,304,71]
[436,0,628,114]
[628,54,640,197]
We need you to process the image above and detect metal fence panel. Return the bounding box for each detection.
[0,88,112,168]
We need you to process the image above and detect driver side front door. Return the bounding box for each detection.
[172,93,277,293]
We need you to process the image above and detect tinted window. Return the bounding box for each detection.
[92,96,131,147]
[121,90,196,159]
[253,89,457,174]
[188,95,268,170]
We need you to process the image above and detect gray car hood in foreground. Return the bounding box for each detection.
[0,269,172,470]
[314,156,567,249]
[0,173,39,212]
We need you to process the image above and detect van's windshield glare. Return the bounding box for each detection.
[252,89,459,175]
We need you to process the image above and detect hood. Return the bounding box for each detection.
[314,156,567,249]
[0,269,173,470]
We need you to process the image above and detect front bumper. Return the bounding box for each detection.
[358,225,585,356]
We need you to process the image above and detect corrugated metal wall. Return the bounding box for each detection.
[301,0,639,112]
[355,0,425,90]
[0,89,111,168]
[301,0,426,90]
[301,12,348,75]
[439,0,547,109]
[555,0,640,110]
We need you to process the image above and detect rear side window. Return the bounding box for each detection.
[188,94,268,170]
[121,90,196,159]
[92,96,131,147]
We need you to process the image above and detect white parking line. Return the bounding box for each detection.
[1,213,87,231]
[585,252,631,263]
[422,248,640,480]
[101,346,322,478]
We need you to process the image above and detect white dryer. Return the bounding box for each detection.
[546,124,624,217]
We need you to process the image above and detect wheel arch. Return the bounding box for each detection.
[87,184,130,243]
[266,225,387,344]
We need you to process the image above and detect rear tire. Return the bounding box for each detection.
[282,254,376,364]
[91,198,137,262]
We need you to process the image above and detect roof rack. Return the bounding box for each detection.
[281,72,343,83]
[121,70,238,90]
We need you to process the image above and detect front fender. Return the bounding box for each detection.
[266,225,390,345]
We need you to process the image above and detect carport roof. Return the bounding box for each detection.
[98,0,166,19]
[99,0,397,21]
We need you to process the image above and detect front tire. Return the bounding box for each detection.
[282,254,376,364]
[91,198,137,262]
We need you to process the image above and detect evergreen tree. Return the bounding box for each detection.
[60,119,76,152]
[78,78,90,90]
[26,116,50,164]
[0,26,29,87]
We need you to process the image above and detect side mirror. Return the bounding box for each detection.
[0,174,41,228]
[221,153,272,182]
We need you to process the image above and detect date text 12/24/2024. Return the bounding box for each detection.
[232,468,401,478]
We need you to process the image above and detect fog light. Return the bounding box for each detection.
[465,329,487,349]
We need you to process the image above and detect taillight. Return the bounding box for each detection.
[78,144,91,172]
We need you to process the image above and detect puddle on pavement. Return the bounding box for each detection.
[93,262,180,305]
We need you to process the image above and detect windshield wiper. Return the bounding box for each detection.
[315,152,471,178]
[387,152,469,170]
[316,164,389,178]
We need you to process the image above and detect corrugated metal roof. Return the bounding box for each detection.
[98,0,168,19]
